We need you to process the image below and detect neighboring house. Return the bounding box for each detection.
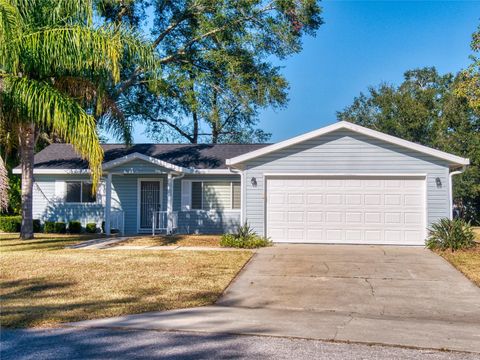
[14,121,469,245]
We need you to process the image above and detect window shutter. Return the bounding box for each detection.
[181,180,192,210]
[54,180,66,200]
[97,181,105,205]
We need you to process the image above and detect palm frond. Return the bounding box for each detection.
[0,154,9,211]
[18,24,160,83]
[97,97,133,145]
[3,75,103,188]
[54,75,133,144]
[11,0,93,26]
[19,25,123,81]
[0,0,23,72]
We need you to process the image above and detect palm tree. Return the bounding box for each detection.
[0,0,159,239]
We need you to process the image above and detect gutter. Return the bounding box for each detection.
[449,166,467,220]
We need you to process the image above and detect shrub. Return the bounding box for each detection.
[68,221,82,234]
[54,222,66,234]
[220,222,272,249]
[426,218,476,252]
[85,223,97,233]
[101,221,105,233]
[33,219,42,233]
[44,221,55,233]
[0,216,21,232]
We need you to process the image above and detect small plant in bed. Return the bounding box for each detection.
[68,221,82,234]
[85,223,97,233]
[221,222,272,249]
[426,218,476,252]
[0,216,21,232]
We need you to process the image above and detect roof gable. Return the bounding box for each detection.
[226,121,469,167]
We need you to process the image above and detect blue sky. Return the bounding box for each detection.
[128,0,480,144]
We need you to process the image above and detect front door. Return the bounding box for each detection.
[139,180,162,230]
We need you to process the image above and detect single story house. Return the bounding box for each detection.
[14,121,469,245]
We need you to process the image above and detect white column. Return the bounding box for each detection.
[105,173,112,235]
[167,173,174,234]
[240,170,245,224]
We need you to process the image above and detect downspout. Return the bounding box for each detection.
[449,166,466,220]
[228,166,244,224]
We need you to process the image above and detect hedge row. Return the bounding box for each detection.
[0,217,99,234]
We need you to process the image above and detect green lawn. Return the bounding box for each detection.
[0,233,252,328]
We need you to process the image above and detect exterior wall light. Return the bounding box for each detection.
[435,177,442,188]
[251,177,257,187]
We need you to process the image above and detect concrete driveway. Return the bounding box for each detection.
[218,245,480,322]
[69,245,480,353]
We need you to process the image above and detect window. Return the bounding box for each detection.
[232,182,241,209]
[65,181,96,203]
[191,181,241,210]
[191,182,203,209]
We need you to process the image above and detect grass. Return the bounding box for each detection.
[434,227,480,287]
[473,227,480,243]
[0,234,252,328]
[0,233,102,252]
[115,234,222,247]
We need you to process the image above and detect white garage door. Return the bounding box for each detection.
[266,176,426,245]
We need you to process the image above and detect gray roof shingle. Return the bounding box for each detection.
[28,143,270,170]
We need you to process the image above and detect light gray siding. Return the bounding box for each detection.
[32,172,240,234]
[32,175,105,227]
[242,129,450,236]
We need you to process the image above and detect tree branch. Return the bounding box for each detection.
[145,114,194,143]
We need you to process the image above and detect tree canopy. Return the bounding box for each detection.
[96,0,323,143]
[455,25,480,114]
[337,67,480,223]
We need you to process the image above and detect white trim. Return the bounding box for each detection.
[103,152,186,173]
[137,178,164,233]
[13,168,90,174]
[263,173,428,245]
[15,165,235,176]
[449,166,467,220]
[263,172,428,178]
[104,173,112,235]
[190,169,233,174]
[226,121,470,166]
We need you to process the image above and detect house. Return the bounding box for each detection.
[14,121,469,245]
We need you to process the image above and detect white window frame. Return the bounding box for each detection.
[231,181,241,210]
[65,181,96,204]
[189,180,240,211]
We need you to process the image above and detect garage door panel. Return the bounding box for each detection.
[288,211,305,222]
[326,229,343,242]
[385,212,402,224]
[326,194,343,205]
[326,212,343,223]
[266,176,425,245]
[364,194,382,205]
[346,212,362,223]
[326,179,344,187]
[346,194,362,205]
[307,194,324,204]
[307,211,323,222]
[346,230,363,242]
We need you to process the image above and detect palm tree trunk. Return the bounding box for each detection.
[19,123,35,240]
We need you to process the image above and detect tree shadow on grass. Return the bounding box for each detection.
[0,277,222,329]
